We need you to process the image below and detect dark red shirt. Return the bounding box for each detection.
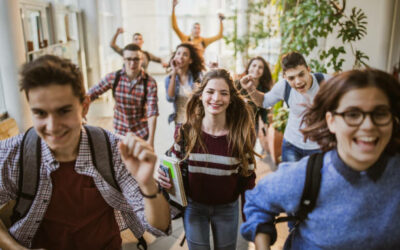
[172,130,256,205]
[32,161,121,250]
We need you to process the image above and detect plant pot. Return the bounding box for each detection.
[267,124,283,165]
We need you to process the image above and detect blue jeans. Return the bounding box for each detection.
[281,139,321,163]
[183,198,239,250]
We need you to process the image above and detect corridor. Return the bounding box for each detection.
[87,75,289,250]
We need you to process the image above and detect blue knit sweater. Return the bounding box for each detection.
[240,150,400,250]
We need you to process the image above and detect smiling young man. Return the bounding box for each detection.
[241,52,330,162]
[88,43,158,147]
[0,55,170,249]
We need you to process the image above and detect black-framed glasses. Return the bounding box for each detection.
[124,57,141,63]
[332,108,393,127]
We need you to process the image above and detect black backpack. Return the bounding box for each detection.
[283,73,324,108]
[275,152,324,226]
[112,70,149,116]
[11,125,148,250]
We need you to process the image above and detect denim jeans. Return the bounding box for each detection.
[183,198,239,250]
[281,139,321,163]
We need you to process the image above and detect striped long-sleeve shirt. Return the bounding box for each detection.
[170,130,256,205]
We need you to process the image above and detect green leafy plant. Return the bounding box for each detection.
[272,105,289,133]
[224,0,369,131]
[225,0,369,72]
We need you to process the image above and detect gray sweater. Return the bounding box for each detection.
[241,150,400,249]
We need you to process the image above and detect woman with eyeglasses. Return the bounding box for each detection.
[165,43,205,125]
[241,68,400,249]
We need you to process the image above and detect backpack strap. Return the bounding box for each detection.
[11,128,41,224]
[295,152,324,222]
[85,126,149,247]
[283,80,291,108]
[11,126,146,246]
[275,152,324,225]
[314,72,324,85]
[141,73,149,117]
[112,69,123,98]
[84,125,121,192]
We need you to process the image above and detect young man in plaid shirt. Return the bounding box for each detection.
[0,55,170,249]
[88,44,158,147]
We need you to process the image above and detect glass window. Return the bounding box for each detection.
[55,11,67,43]
[20,1,51,58]
[24,9,45,51]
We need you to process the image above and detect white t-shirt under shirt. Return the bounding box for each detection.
[262,73,330,150]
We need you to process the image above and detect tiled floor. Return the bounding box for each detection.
[86,74,289,250]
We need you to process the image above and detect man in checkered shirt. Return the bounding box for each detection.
[88,43,158,147]
[0,55,171,249]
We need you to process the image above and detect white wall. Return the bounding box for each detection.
[387,0,400,72]
[324,0,398,71]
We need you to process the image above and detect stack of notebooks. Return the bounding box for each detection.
[160,155,188,207]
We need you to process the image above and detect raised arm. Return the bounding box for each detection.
[240,75,265,107]
[110,27,124,56]
[147,116,157,148]
[145,78,159,148]
[87,73,115,101]
[0,152,27,249]
[119,134,170,232]
[165,60,179,101]
[171,0,188,42]
[147,52,162,64]
[202,13,224,47]
[0,219,27,250]
[147,52,168,67]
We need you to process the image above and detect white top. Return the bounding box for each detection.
[262,73,330,150]
[175,81,192,123]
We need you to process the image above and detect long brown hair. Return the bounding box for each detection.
[178,69,258,176]
[169,43,205,81]
[302,68,400,154]
[243,56,273,91]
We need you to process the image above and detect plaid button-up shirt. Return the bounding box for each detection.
[0,128,169,248]
[88,68,159,137]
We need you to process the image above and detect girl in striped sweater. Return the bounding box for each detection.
[158,69,258,250]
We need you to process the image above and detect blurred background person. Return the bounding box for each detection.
[110,27,168,71]
[165,43,205,125]
[171,0,224,56]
